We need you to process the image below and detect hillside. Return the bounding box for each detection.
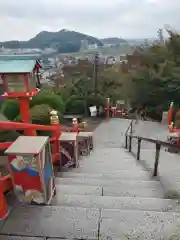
[100,37,127,45]
[0,29,103,53]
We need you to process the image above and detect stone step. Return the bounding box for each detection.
[84,148,133,158]
[51,193,180,212]
[102,185,163,198]
[55,184,102,196]
[55,182,162,198]
[78,160,143,169]
[0,236,45,239]
[99,209,180,239]
[0,206,100,239]
[71,165,145,172]
[55,177,162,189]
[3,205,180,239]
[59,170,153,181]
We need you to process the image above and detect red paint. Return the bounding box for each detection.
[73,122,79,133]
[0,121,57,131]
[0,188,7,220]
[1,74,8,94]
[0,142,12,149]
[19,97,36,136]
[51,123,61,163]
[12,171,43,191]
[168,102,173,126]
[106,98,110,119]
[1,89,39,99]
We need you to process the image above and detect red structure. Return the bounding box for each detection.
[0,56,61,218]
[0,57,41,135]
[106,97,110,119]
[72,118,79,133]
[167,101,180,148]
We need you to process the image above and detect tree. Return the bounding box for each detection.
[124,29,180,119]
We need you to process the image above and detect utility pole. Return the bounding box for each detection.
[157,29,164,46]
[93,52,99,96]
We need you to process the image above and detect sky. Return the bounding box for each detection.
[0,0,179,41]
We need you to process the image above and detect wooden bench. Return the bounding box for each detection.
[77,132,93,156]
[59,132,78,168]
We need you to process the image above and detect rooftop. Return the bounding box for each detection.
[0,60,38,73]
[0,54,42,61]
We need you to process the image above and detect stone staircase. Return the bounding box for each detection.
[1,119,180,239]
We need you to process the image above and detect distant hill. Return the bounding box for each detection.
[100,37,127,45]
[0,29,103,53]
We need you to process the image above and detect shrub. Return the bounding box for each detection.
[1,99,20,120]
[16,104,53,125]
[30,90,65,113]
[86,95,105,108]
[65,95,85,114]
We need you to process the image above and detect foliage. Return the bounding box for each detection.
[124,29,180,119]
[86,95,105,108]
[15,104,63,125]
[30,104,53,125]
[30,89,65,113]
[1,99,20,120]
[65,95,84,114]
[99,66,123,101]
[0,130,20,143]
[0,30,103,51]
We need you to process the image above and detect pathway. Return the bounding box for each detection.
[1,119,180,239]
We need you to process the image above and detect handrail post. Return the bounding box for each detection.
[125,135,128,149]
[137,137,141,160]
[153,143,161,176]
[129,135,132,152]
[130,122,133,135]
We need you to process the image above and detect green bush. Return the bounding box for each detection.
[146,106,163,121]
[30,90,65,113]
[1,99,20,120]
[0,130,20,143]
[86,95,105,108]
[65,95,85,114]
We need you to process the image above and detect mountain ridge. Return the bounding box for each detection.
[0,29,103,53]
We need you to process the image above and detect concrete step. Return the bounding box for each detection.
[55,184,102,196]
[0,236,45,239]
[3,205,180,239]
[55,177,162,189]
[99,209,180,239]
[51,193,180,213]
[83,148,133,158]
[0,206,100,239]
[59,170,153,181]
[3,203,180,239]
[70,165,145,173]
[55,183,162,198]
[102,185,163,198]
[78,160,145,168]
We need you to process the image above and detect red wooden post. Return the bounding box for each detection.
[0,186,8,220]
[106,97,110,120]
[19,97,36,136]
[168,102,174,126]
[73,118,79,133]
[50,110,61,164]
[112,107,116,117]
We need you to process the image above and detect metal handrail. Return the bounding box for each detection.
[124,120,180,177]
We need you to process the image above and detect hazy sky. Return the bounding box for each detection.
[0,0,179,41]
